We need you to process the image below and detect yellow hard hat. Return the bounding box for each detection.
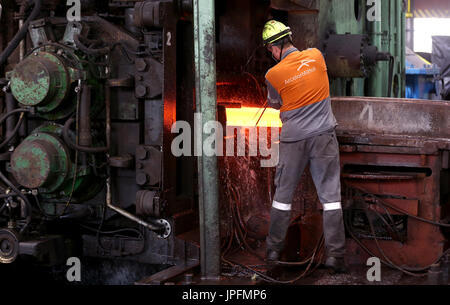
[262,20,292,45]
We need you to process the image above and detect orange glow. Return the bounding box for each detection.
[226,107,282,127]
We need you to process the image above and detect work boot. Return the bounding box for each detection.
[324,257,348,274]
[266,249,280,265]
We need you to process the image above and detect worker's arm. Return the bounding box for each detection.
[265,79,282,110]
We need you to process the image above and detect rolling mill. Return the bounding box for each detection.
[0,0,449,285]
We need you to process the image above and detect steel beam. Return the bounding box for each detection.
[331,97,450,142]
[193,0,220,279]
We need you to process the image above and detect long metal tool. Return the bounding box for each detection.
[254,101,269,127]
[193,0,220,280]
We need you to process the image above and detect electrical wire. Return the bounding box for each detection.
[344,183,450,275]
[0,170,32,233]
[63,118,109,153]
[0,0,42,68]
[0,108,31,126]
[0,113,24,150]
[345,212,427,277]
[369,206,403,242]
[224,234,323,284]
[220,154,327,283]
[350,184,450,228]
[362,205,427,277]
[59,82,82,218]
[79,223,144,239]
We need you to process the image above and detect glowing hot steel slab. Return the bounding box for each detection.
[225,107,282,127]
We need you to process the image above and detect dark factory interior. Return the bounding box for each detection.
[0,0,450,287]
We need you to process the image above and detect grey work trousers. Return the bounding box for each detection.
[266,129,346,258]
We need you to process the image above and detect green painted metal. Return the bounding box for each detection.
[10,52,70,111]
[319,0,366,96]
[10,123,104,201]
[319,0,405,98]
[193,0,221,279]
[6,43,92,120]
[33,123,103,200]
[11,130,70,192]
[367,0,405,98]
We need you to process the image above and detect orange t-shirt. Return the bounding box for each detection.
[265,48,330,112]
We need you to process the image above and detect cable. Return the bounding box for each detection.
[229,183,266,261]
[362,205,427,277]
[0,108,31,126]
[0,170,32,234]
[79,223,144,239]
[350,184,450,228]
[370,206,403,242]
[220,157,325,283]
[63,118,108,153]
[224,234,323,284]
[59,82,83,218]
[343,197,448,276]
[379,198,450,228]
[345,212,428,277]
[0,0,42,68]
[73,34,110,56]
[0,112,24,150]
[344,184,450,274]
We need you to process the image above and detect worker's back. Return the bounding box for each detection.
[266,48,330,112]
[265,47,336,142]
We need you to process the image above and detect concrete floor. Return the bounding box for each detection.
[212,248,446,286]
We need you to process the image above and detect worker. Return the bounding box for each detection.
[262,20,347,273]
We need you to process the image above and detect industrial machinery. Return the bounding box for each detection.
[0,0,449,284]
[0,0,197,273]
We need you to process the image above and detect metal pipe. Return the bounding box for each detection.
[78,85,92,147]
[193,0,220,279]
[0,0,42,68]
[62,83,110,153]
[105,82,111,151]
[0,113,24,150]
[106,203,164,232]
[5,93,17,146]
[63,118,108,153]
[19,19,24,61]
[104,167,166,233]
[106,188,161,236]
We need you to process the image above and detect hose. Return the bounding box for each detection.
[362,205,427,277]
[0,108,31,150]
[224,234,323,284]
[0,112,24,150]
[221,166,324,282]
[63,117,108,153]
[0,108,31,126]
[73,33,111,56]
[0,0,42,68]
[351,184,450,228]
[344,184,450,274]
[0,170,32,234]
[62,82,110,153]
[5,93,18,146]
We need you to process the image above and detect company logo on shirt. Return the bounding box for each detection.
[285,58,317,85]
[297,59,316,71]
